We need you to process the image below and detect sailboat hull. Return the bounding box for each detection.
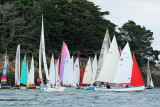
[84,86,95,90]
[145,87,154,89]
[42,87,64,92]
[94,86,145,92]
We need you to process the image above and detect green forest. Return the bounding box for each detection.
[0,0,159,67]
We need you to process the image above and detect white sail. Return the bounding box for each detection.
[63,45,71,86]
[147,60,154,88]
[55,59,60,85]
[39,32,43,83]
[114,42,133,83]
[96,30,111,79]
[49,55,55,84]
[83,57,93,84]
[74,58,80,85]
[92,54,97,83]
[27,56,34,84]
[68,56,76,86]
[96,35,120,83]
[103,46,107,63]
[41,14,49,80]
[15,45,20,86]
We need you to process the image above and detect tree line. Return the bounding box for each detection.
[0,0,159,67]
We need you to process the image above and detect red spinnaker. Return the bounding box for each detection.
[130,55,145,86]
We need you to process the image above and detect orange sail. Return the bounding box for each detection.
[130,55,145,86]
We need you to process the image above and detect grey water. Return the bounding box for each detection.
[0,89,160,107]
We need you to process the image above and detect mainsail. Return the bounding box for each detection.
[41,14,49,81]
[15,45,20,86]
[49,55,55,84]
[1,53,8,85]
[82,57,93,85]
[96,35,120,83]
[114,42,133,83]
[60,42,69,82]
[20,55,28,84]
[27,56,34,84]
[74,58,80,85]
[147,60,154,88]
[63,45,71,85]
[96,30,111,79]
[92,54,97,83]
[130,55,145,86]
[80,66,85,86]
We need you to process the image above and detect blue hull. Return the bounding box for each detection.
[84,86,95,90]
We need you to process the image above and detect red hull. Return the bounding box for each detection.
[30,86,36,89]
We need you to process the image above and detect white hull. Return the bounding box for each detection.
[94,86,145,92]
[42,87,64,92]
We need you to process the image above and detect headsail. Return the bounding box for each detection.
[55,58,60,85]
[130,55,145,86]
[82,57,93,85]
[27,56,34,84]
[114,42,133,83]
[96,30,111,80]
[96,35,120,83]
[1,53,8,85]
[15,45,20,86]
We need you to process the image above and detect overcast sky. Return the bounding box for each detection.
[88,0,160,51]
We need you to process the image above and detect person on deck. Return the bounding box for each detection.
[112,83,116,88]
[106,82,110,89]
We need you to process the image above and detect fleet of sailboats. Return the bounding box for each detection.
[0,15,153,92]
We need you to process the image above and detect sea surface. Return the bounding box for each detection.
[0,88,160,107]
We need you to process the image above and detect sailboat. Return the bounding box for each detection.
[84,55,97,90]
[27,56,36,89]
[95,42,145,91]
[43,55,64,92]
[1,53,11,89]
[15,45,20,88]
[19,55,28,89]
[146,60,154,89]
[74,58,80,87]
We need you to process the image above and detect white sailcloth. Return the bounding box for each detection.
[103,46,107,63]
[68,56,76,86]
[55,59,60,85]
[83,57,93,84]
[49,55,55,84]
[74,58,80,85]
[147,60,154,88]
[27,56,34,84]
[41,14,49,80]
[96,35,120,83]
[63,45,71,85]
[114,42,133,83]
[96,30,111,79]
[15,45,20,86]
[39,33,43,83]
[92,54,97,83]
